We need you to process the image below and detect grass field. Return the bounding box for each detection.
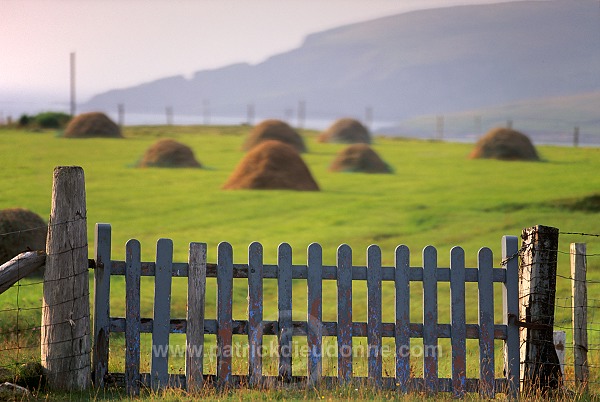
[1,124,599,399]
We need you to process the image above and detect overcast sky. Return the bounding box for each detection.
[2,0,544,103]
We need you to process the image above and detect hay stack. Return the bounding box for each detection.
[223,140,319,191]
[64,112,122,138]
[138,138,201,168]
[319,118,371,144]
[330,144,392,173]
[242,119,307,153]
[469,128,539,161]
[0,208,47,276]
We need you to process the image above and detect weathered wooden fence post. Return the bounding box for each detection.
[41,166,91,390]
[519,225,562,393]
[571,242,588,391]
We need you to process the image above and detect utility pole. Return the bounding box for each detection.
[166,106,173,125]
[118,104,125,127]
[365,106,373,129]
[297,100,306,129]
[70,52,76,116]
[203,99,211,125]
[247,103,255,125]
[436,115,444,141]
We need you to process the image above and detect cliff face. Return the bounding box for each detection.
[84,0,600,121]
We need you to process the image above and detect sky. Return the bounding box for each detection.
[1,0,541,107]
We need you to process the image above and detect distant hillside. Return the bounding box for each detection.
[84,0,600,124]
[376,91,600,145]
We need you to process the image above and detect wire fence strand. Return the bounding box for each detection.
[0,218,90,380]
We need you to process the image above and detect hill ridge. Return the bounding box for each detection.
[84,0,600,124]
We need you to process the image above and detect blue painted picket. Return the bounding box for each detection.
[247,242,263,387]
[278,243,293,382]
[125,239,141,396]
[92,223,520,398]
[307,243,323,386]
[394,245,411,392]
[216,242,233,387]
[450,246,466,398]
[367,245,382,387]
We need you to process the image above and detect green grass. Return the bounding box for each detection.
[1,125,599,399]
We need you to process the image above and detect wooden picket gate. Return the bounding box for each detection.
[92,223,520,398]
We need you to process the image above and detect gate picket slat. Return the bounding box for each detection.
[93,223,111,388]
[502,236,520,399]
[125,239,141,396]
[217,242,234,386]
[186,242,206,392]
[151,238,173,390]
[450,247,466,398]
[367,245,382,387]
[423,246,438,394]
[395,245,411,393]
[478,247,495,398]
[248,242,263,387]
[337,244,353,383]
[278,243,293,381]
[307,243,323,386]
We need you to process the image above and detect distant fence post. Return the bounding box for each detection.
[166,106,173,126]
[118,103,125,127]
[553,331,566,377]
[571,242,589,391]
[519,225,562,393]
[41,166,91,390]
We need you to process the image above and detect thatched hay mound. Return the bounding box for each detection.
[469,128,539,161]
[223,140,319,191]
[319,118,371,144]
[242,119,307,153]
[64,112,122,138]
[330,144,392,173]
[138,139,201,168]
[0,208,47,276]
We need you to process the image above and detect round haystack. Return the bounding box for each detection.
[64,112,122,138]
[0,208,47,276]
[319,118,371,144]
[137,138,201,168]
[469,127,539,161]
[242,119,307,153]
[223,140,319,191]
[330,144,392,173]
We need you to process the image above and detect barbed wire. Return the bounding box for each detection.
[0,216,86,238]
[560,231,600,238]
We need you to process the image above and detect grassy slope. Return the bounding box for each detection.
[390,91,600,140]
[1,125,599,385]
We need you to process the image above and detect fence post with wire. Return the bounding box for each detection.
[40,166,91,390]
[518,225,562,393]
